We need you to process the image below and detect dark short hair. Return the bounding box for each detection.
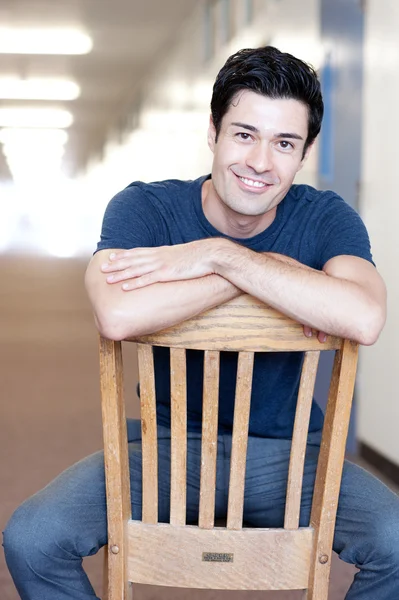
[210,46,324,156]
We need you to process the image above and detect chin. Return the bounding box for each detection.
[229,202,268,217]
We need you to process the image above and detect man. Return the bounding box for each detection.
[4,46,399,600]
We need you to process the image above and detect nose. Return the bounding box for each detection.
[245,142,273,174]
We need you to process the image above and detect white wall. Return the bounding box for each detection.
[358,0,399,464]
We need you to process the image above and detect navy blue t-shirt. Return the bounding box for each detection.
[97,175,373,438]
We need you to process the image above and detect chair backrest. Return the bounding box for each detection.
[99,294,358,600]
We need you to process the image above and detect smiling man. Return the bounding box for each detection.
[4,46,399,600]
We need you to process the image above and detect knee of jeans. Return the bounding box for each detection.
[362,507,399,564]
[4,497,78,565]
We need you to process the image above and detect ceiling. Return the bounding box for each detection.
[0,0,199,181]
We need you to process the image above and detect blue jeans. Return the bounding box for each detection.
[3,419,399,599]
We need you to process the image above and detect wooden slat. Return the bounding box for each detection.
[127,521,314,590]
[199,350,220,529]
[100,295,360,597]
[137,343,158,524]
[130,295,342,352]
[99,337,131,600]
[227,351,254,530]
[170,347,187,526]
[285,351,320,530]
[307,340,359,599]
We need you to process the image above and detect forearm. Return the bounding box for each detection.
[213,241,383,344]
[87,272,241,340]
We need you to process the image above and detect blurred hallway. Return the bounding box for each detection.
[0,252,366,600]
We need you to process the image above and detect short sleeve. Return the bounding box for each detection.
[95,183,166,253]
[313,194,374,269]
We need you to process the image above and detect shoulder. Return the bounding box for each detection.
[102,177,195,221]
[282,184,373,267]
[289,184,344,206]
[98,175,208,250]
[113,176,205,206]
[288,184,365,222]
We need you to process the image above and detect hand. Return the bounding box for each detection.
[100,241,214,290]
[303,325,328,343]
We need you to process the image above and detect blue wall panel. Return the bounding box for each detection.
[315,0,364,453]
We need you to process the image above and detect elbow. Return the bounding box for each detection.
[85,267,142,340]
[95,308,132,341]
[355,303,386,346]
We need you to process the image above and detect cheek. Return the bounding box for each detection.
[275,155,302,178]
[217,139,243,162]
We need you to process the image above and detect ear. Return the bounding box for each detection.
[297,141,314,173]
[207,115,217,153]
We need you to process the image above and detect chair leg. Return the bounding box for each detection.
[103,545,108,600]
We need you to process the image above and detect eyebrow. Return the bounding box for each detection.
[230,122,304,141]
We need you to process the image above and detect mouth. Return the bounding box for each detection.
[233,172,273,192]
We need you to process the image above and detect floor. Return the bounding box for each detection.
[0,253,396,600]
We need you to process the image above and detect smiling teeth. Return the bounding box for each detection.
[239,176,266,188]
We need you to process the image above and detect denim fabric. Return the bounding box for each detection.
[3,419,399,599]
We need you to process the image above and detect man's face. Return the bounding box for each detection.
[206,91,311,231]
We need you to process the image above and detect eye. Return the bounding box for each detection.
[278,140,294,151]
[236,132,253,141]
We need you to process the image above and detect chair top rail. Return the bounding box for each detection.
[128,295,343,352]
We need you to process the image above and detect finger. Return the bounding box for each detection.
[105,264,157,283]
[121,272,158,290]
[102,254,160,274]
[108,249,135,261]
[303,325,312,338]
[101,259,130,272]
[317,331,327,343]
[109,248,156,261]
[101,257,138,272]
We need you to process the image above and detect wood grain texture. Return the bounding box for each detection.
[127,521,314,590]
[284,351,320,530]
[99,336,131,600]
[130,295,342,352]
[307,340,359,599]
[100,294,359,597]
[137,343,158,524]
[170,348,187,526]
[199,350,220,529]
[227,351,254,530]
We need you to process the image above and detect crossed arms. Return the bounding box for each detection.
[85,238,386,346]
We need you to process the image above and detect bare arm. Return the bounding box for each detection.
[104,238,386,345]
[212,239,386,345]
[85,248,241,340]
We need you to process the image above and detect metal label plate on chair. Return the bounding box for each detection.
[202,552,234,563]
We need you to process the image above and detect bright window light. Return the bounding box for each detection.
[0,108,73,128]
[0,127,68,146]
[5,151,65,185]
[0,28,93,55]
[0,127,69,186]
[141,110,208,132]
[0,78,80,100]
[5,152,64,171]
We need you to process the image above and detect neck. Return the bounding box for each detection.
[201,179,277,239]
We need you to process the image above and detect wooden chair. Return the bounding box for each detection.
[99,294,358,600]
